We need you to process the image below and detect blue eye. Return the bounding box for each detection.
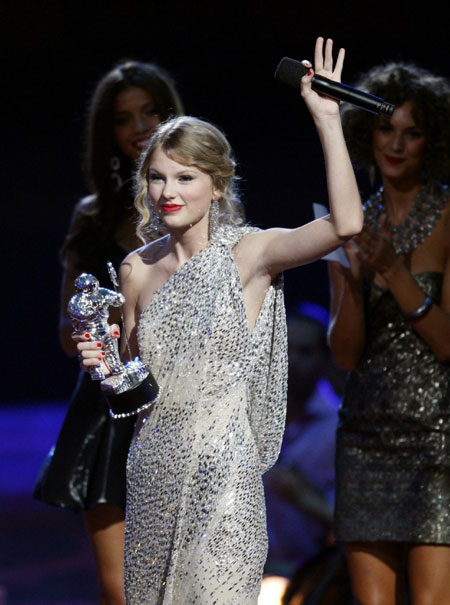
[149,173,163,182]
[179,175,194,182]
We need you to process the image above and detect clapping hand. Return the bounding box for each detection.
[354,217,403,278]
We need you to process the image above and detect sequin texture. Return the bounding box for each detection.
[125,225,287,603]
[335,272,450,543]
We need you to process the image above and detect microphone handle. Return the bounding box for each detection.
[312,75,395,116]
[273,57,395,116]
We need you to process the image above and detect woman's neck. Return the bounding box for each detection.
[381,178,423,223]
[166,223,210,266]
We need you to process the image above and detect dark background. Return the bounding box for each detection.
[2,0,447,402]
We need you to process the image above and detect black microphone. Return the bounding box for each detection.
[274,57,395,116]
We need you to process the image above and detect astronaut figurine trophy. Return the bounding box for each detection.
[68,263,159,419]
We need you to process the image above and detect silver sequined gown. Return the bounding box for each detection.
[125,225,287,604]
[335,272,450,543]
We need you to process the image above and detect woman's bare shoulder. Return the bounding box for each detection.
[73,194,98,216]
[121,236,169,277]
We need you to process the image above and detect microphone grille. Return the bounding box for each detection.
[274,57,308,88]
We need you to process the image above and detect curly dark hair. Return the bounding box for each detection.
[341,63,450,183]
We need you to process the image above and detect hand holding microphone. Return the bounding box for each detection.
[275,39,395,116]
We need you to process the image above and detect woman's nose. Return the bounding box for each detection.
[390,132,404,152]
[134,115,149,133]
[163,181,176,199]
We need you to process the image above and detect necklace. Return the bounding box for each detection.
[363,183,448,255]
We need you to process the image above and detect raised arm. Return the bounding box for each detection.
[237,37,363,281]
[305,37,363,241]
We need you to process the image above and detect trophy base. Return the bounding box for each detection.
[101,359,159,419]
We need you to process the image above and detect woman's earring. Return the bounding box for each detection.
[209,199,220,239]
[111,156,123,192]
[149,200,163,234]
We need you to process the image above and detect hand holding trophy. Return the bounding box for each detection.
[68,263,159,418]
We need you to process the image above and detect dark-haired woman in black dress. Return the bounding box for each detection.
[34,61,183,604]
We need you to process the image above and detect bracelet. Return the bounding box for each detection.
[404,296,433,322]
[109,394,159,419]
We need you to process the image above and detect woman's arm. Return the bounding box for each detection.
[356,216,450,362]
[59,248,82,357]
[59,197,96,357]
[118,253,142,361]
[60,196,127,357]
[376,251,450,363]
[327,247,366,371]
[74,256,140,373]
[237,38,363,280]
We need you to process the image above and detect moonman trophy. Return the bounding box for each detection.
[68,263,159,419]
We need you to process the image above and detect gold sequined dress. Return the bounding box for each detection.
[125,225,287,604]
[335,272,450,544]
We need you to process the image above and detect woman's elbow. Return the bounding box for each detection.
[336,215,363,240]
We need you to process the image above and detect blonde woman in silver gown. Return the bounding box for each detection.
[77,38,363,604]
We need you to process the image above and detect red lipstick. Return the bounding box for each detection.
[384,155,405,165]
[162,204,183,213]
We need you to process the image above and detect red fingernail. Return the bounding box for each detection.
[114,331,120,336]
[308,70,313,76]
[101,351,106,356]
[97,342,102,347]
[85,333,90,339]
[98,358,102,362]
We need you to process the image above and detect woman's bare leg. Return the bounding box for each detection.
[345,541,406,604]
[83,504,126,605]
[407,544,450,605]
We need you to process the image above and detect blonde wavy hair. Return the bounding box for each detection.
[134,116,245,240]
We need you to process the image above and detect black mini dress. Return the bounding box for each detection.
[34,242,135,511]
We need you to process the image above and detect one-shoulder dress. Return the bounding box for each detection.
[335,271,450,544]
[124,225,288,604]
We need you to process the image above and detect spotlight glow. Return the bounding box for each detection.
[258,575,290,605]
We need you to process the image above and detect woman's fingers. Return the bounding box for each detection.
[333,47,345,80]
[323,38,334,73]
[312,36,345,80]
[314,36,324,71]
[73,326,121,375]
[109,324,121,339]
[77,340,105,365]
[300,59,314,96]
[71,330,94,343]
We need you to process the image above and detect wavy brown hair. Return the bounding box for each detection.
[134,116,245,240]
[61,61,184,271]
[341,62,450,183]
